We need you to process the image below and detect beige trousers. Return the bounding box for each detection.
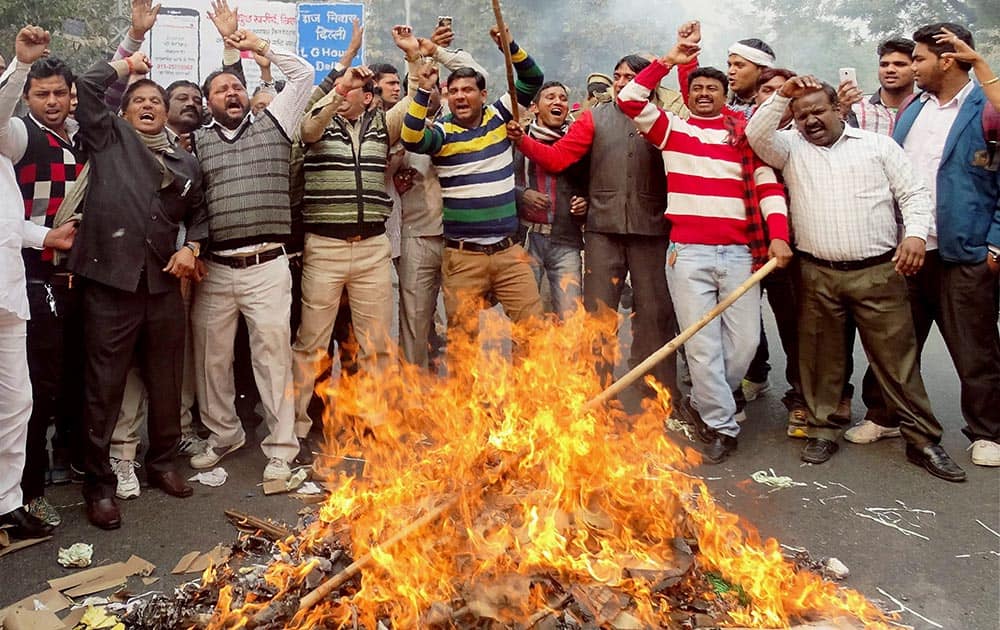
[192,255,298,462]
[292,233,394,436]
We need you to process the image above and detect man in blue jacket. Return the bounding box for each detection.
[877,22,1000,469]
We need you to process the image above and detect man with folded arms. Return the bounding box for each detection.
[746,75,966,481]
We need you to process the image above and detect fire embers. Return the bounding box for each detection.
[130,306,890,629]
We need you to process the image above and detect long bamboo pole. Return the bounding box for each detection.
[491,0,519,122]
[584,257,779,409]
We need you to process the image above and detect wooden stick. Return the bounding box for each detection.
[297,496,458,611]
[224,509,292,541]
[491,0,519,122]
[585,257,779,409]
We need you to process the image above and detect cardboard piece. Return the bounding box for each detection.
[185,545,231,574]
[171,551,201,574]
[0,535,52,558]
[48,555,156,597]
[48,563,126,592]
[262,479,290,495]
[3,608,64,630]
[0,589,71,621]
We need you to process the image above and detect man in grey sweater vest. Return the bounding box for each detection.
[187,17,314,484]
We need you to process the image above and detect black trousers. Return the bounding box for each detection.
[81,279,185,502]
[864,252,1000,442]
[584,232,677,398]
[22,278,85,501]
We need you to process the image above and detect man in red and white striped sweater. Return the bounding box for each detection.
[617,37,793,464]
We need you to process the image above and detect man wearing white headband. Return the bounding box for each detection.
[727,39,776,116]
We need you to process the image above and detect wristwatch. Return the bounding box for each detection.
[184,241,201,258]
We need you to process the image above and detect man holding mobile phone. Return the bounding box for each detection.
[839,38,916,135]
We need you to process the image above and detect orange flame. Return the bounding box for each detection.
[209,303,890,629]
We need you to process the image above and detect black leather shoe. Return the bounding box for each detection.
[294,436,316,466]
[801,438,839,464]
[677,396,716,444]
[906,443,967,482]
[702,435,738,464]
[149,470,194,498]
[86,497,122,530]
[0,507,54,539]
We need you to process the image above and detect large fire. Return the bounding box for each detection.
[203,304,891,629]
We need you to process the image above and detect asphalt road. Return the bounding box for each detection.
[2,308,998,629]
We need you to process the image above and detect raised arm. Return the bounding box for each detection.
[489,27,543,120]
[401,64,445,155]
[224,29,314,136]
[300,65,373,145]
[106,0,159,111]
[0,27,48,162]
[383,25,422,145]
[305,17,363,111]
[77,51,151,151]
[422,24,490,82]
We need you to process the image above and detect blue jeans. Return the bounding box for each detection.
[524,232,582,320]
[666,243,761,437]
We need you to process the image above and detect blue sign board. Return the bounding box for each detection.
[297,2,365,85]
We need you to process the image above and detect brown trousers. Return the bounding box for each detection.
[797,259,941,445]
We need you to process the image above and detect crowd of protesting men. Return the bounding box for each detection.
[1,0,998,539]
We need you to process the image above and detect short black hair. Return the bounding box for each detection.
[913,23,974,72]
[164,79,201,106]
[201,70,244,98]
[614,54,650,75]
[532,81,567,104]
[877,37,915,59]
[688,66,728,96]
[24,58,74,95]
[446,67,486,91]
[736,38,775,61]
[370,63,399,83]
[756,67,796,89]
[122,78,167,112]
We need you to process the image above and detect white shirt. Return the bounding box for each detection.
[746,93,932,262]
[0,62,48,319]
[901,79,974,251]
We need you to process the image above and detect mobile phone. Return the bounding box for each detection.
[437,16,453,29]
[838,67,858,88]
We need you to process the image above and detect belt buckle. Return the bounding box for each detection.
[345,235,363,243]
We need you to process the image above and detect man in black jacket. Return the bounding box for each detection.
[71,51,208,529]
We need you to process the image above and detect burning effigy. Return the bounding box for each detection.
[125,306,891,629]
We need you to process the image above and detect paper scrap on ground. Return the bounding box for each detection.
[78,606,125,630]
[296,481,323,495]
[750,469,808,489]
[58,542,94,568]
[188,467,228,487]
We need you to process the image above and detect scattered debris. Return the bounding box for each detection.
[0,529,52,558]
[223,510,292,541]
[877,587,942,629]
[48,555,155,597]
[751,468,808,489]
[975,519,1000,539]
[823,557,850,580]
[188,467,228,487]
[77,605,125,629]
[171,545,231,575]
[57,542,94,568]
[852,502,934,541]
[296,481,324,495]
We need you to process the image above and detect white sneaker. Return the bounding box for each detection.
[190,437,245,470]
[178,433,208,457]
[741,378,770,402]
[111,457,141,500]
[263,457,292,482]
[843,420,901,444]
[970,440,1000,467]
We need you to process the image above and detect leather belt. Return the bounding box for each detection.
[521,220,553,235]
[798,249,895,271]
[206,246,285,269]
[444,236,515,255]
[27,273,74,288]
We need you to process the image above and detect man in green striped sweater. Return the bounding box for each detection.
[401,26,545,343]
[291,26,422,426]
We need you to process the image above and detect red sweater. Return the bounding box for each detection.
[617,62,789,246]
